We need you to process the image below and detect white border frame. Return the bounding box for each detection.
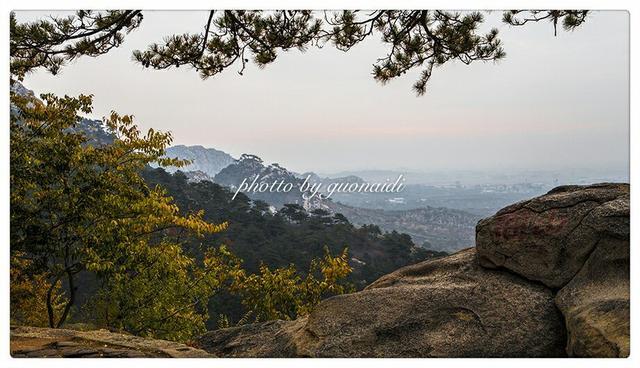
[1,1,635,368]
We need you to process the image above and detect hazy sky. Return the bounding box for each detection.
[17,11,629,174]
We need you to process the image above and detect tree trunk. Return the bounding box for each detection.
[55,268,76,328]
[46,274,61,328]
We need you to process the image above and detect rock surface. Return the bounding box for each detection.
[555,195,630,357]
[196,320,299,357]
[11,326,214,358]
[476,183,629,288]
[476,183,630,357]
[196,248,566,357]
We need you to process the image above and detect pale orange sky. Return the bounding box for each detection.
[17,11,629,174]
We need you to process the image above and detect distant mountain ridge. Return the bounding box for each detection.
[10,85,475,252]
[161,145,235,177]
[214,154,307,208]
[211,152,477,251]
[295,172,366,186]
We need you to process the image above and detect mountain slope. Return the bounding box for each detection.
[213,153,478,251]
[325,201,480,252]
[162,145,235,177]
[214,154,305,207]
[143,168,446,291]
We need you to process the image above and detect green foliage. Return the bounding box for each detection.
[503,10,588,35]
[134,9,506,96]
[9,10,142,80]
[134,11,321,77]
[10,89,227,337]
[229,247,353,323]
[10,253,65,327]
[87,245,241,341]
[11,10,587,95]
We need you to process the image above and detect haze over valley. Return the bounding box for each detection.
[155,142,628,251]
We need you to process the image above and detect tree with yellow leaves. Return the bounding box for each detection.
[10,88,354,341]
[10,89,229,339]
[229,247,353,324]
[10,253,65,327]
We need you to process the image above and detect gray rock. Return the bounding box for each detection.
[160,145,235,177]
[476,183,630,357]
[54,341,80,348]
[10,326,214,358]
[196,320,298,357]
[555,197,630,357]
[476,183,629,288]
[196,248,566,357]
[25,348,59,357]
[61,348,102,357]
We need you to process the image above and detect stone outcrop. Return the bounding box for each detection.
[476,183,629,357]
[196,183,629,358]
[197,248,566,357]
[476,183,628,288]
[11,326,213,358]
[196,320,299,357]
[555,234,630,357]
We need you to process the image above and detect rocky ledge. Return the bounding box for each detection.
[195,183,629,358]
[10,326,213,358]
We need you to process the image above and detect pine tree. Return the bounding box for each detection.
[10,10,587,95]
